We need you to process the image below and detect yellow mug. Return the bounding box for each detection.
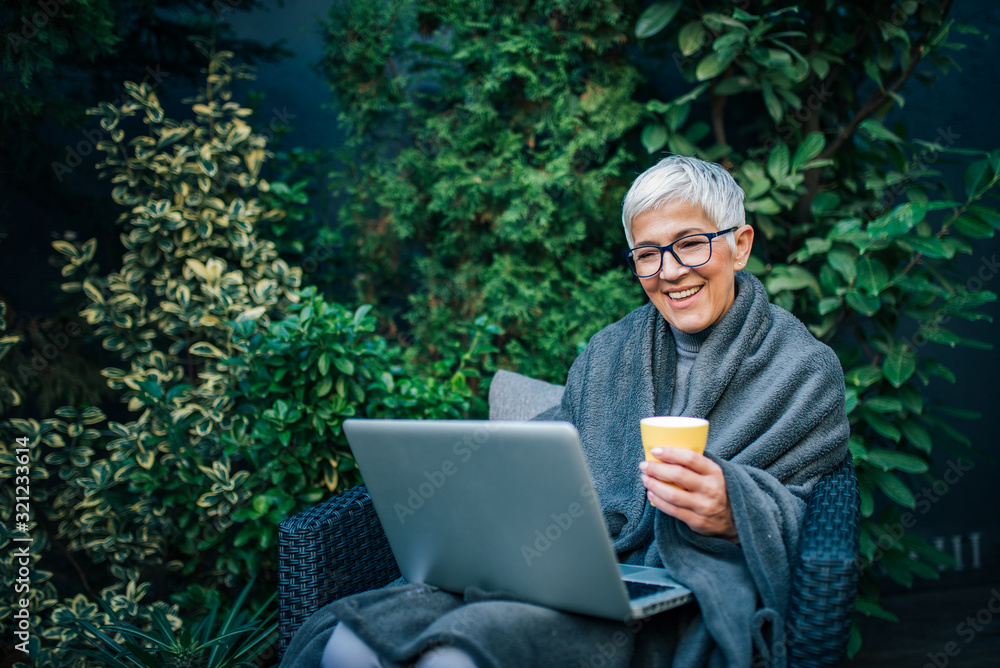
[640,416,709,462]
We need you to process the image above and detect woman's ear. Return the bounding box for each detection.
[734,225,754,268]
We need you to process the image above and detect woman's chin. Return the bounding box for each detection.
[669,317,708,335]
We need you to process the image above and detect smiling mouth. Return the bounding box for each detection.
[668,285,703,300]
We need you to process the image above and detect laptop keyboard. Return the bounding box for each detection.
[624,580,672,600]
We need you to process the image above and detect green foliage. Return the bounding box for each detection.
[258,148,352,298]
[319,0,999,657]
[0,37,491,665]
[319,0,648,382]
[0,0,283,136]
[223,286,488,550]
[0,43,297,664]
[0,0,121,127]
[66,579,276,668]
[632,0,998,656]
[0,300,22,415]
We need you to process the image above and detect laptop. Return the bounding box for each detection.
[342,418,694,621]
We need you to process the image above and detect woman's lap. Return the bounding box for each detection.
[329,584,643,668]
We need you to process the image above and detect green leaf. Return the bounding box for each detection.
[936,406,981,420]
[859,118,904,144]
[863,410,901,442]
[791,132,825,171]
[845,365,882,388]
[315,375,334,398]
[826,247,857,283]
[766,143,790,181]
[905,559,941,581]
[333,358,355,375]
[883,346,916,388]
[189,342,226,359]
[867,449,929,474]
[82,280,105,304]
[859,478,874,517]
[967,205,1000,230]
[678,21,707,56]
[869,203,926,239]
[899,235,949,258]
[869,469,915,508]
[353,304,373,326]
[846,290,880,316]
[954,214,995,239]
[818,296,841,315]
[845,387,859,414]
[855,597,900,622]
[856,256,890,294]
[667,132,698,156]
[641,124,669,154]
[635,0,683,39]
[900,420,934,453]
[848,434,868,461]
[764,265,820,297]
[864,396,904,413]
[761,79,783,123]
[156,126,189,150]
[695,51,735,80]
[745,197,781,214]
[964,159,991,198]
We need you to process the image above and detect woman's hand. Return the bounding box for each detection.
[639,447,738,542]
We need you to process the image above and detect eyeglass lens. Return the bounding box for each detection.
[628,235,713,276]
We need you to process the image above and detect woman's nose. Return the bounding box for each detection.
[658,252,689,281]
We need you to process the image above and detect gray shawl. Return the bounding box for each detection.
[279,272,849,668]
[537,271,849,666]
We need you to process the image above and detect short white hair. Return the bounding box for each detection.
[621,155,747,253]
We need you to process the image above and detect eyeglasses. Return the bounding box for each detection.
[624,227,739,278]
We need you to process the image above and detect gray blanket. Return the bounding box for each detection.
[280,272,849,667]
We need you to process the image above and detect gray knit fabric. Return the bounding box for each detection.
[279,272,850,668]
[668,324,708,417]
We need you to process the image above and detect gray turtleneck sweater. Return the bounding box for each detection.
[669,325,710,416]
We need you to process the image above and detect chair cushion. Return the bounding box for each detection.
[488,370,565,421]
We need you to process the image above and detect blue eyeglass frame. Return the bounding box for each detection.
[623,227,739,277]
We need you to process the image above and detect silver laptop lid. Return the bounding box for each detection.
[344,419,635,619]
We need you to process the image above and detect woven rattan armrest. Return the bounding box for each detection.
[277,483,398,657]
[786,456,860,667]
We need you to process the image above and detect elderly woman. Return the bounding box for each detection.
[282,155,850,667]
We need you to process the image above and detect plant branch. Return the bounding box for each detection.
[819,43,925,161]
[796,0,828,222]
[818,0,953,161]
[820,0,895,91]
[898,172,1000,278]
[711,88,728,151]
[39,513,98,599]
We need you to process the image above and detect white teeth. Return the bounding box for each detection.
[668,286,702,300]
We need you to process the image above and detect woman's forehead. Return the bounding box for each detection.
[630,203,718,243]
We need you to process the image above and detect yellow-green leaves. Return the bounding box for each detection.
[634,0,682,39]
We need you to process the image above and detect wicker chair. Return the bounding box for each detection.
[278,371,859,666]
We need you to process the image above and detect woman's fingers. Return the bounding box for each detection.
[639,447,737,540]
[647,446,716,475]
